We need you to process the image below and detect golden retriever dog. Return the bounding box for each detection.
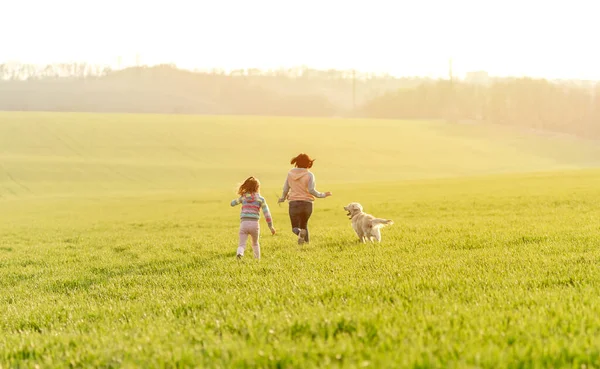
[344,202,393,243]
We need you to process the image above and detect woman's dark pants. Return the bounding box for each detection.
[289,201,313,243]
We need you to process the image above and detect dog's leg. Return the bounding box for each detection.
[374,229,382,243]
[355,231,363,243]
[356,229,364,243]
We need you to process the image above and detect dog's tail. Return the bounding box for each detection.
[371,218,394,229]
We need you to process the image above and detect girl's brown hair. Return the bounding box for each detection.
[291,153,315,169]
[238,176,260,196]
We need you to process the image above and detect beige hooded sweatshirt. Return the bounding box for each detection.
[280,168,326,202]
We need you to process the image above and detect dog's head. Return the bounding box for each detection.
[343,202,363,218]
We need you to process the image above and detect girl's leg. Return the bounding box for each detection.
[249,222,260,259]
[237,223,249,257]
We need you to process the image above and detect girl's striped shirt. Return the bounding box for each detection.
[230,192,273,226]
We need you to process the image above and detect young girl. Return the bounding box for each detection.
[278,153,332,244]
[230,176,275,259]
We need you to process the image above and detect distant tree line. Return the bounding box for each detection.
[1,62,598,138]
[0,62,430,116]
[362,78,600,137]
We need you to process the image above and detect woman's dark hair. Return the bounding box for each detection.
[291,153,315,169]
[238,176,260,195]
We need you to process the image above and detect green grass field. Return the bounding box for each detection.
[3,112,600,368]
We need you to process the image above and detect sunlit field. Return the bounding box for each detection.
[3,112,600,368]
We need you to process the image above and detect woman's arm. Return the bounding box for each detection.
[279,178,290,203]
[308,173,329,198]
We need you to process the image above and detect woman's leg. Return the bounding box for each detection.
[298,202,313,243]
[289,201,303,236]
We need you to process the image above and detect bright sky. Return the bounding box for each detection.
[2,0,598,80]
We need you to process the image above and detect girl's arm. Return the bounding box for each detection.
[261,201,273,226]
[260,197,275,233]
[230,197,243,206]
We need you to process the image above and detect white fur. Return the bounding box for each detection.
[343,202,394,243]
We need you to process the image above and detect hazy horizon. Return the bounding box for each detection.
[3,0,599,80]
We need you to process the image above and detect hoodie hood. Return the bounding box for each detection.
[243,192,257,202]
[288,168,310,181]
[285,168,316,202]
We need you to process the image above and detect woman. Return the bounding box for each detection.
[278,153,332,244]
